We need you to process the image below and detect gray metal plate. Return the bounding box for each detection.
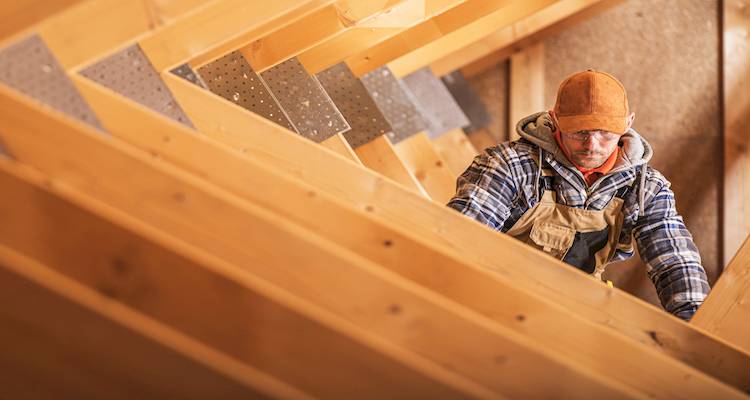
[80,44,194,128]
[442,70,491,133]
[360,66,426,143]
[316,62,392,148]
[0,34,104,131]
[196,51,295,131]
[259,57,350,143]
[401,67,470,138]
[171,63,207,89]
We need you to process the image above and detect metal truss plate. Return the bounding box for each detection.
[442,70,491,133]
[259,57,350,143]
[80,44,194,128]
[171,63,207,89]
[401,67,470,138]
[360,66,426,144]
[196,51,295,131]
[316,62,392,148]
[0,34,104,131]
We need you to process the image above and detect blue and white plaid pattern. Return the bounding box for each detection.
[448,139,710,320]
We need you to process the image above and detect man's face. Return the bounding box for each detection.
[559,130,621,168]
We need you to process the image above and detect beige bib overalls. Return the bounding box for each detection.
[506,158,632,280]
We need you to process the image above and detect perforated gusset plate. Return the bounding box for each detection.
[196,51,295,131]
[315,62,392,148]
[401,67,470,138]
[442,70,491,133]
[360,66,426,144]
[80,44,194,128]
[171,63,207,89]
[0,34,104,131]
[259,57,350,143]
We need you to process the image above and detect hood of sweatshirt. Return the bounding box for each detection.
[515,111,653,172]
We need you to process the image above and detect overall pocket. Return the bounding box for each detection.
[528,221,575,260]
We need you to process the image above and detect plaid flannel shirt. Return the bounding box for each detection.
[448,139,710,320]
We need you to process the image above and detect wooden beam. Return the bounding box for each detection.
[0,159,475,399]
[508,42,544,140]
[5,80,665,400]
[240,0,407,72]
[723,0,750,264]
[432,128,479,177]
[346,0,521,76]
[452,0,624,78]
[696,0,750,349]
[32,68,750,398]
[320,133,364,165]
[144,0,215,25]
[353,135,431,197]
[35,0,153,69]
[138,0,332,71]
[0,226,298,399]
[387,0,556,78]
[692,236,750,354]
[394,132,458,203]
[297,0,468,74]
[160,71,750,393]
[0,0,83,42]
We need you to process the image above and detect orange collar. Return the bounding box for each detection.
[554,130,618,186]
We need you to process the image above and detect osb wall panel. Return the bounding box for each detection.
[544,0,720,305]
[467,60,509,142]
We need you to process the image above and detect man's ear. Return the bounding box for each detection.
[625,112,635,130]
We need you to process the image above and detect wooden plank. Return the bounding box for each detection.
[346,0,520,76]
[699,0,750,346]
[297,0,467,74]
[138,0,331,71]
[21,0,212,70]
[240,0,407,72]
[394,131,458,204]
[321,132,364,165]
[0,231,297,399]
[508,42,544,140]
[353,134,430,197]
[145,0,214,24]
[5,80,656,400]
[0,0,82,41]
[432,128,479,177]
[387,0,556,78]
[160,72,750,393]
[36,0,152,69]
[0,159,474,400]
[692,235,750,353]
[450,0,623,78]
[723,0,750,263]
[42,70,750,399]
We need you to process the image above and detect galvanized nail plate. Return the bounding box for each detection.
[360,66,426,143]
[259,57,350,143]
[316,62,392,148]
[80,44,194,128]
[0,34,104,131]
[197,51,295,131]
[401,67,470,138]
[442,70,491,133]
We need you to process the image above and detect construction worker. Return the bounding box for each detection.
[448,70,709,320]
